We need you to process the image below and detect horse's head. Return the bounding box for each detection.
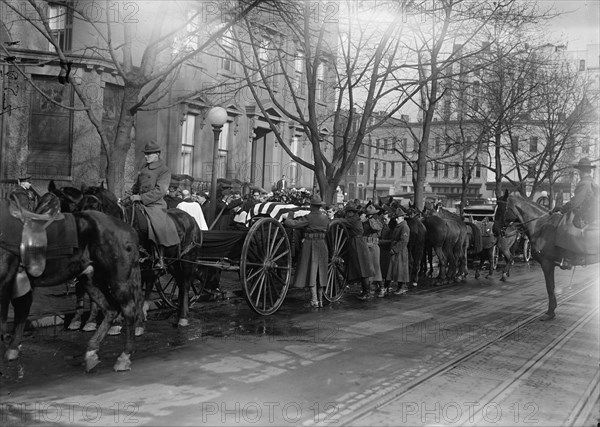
[48,185,82,213]
[493,190,518,236]
[81,186,123,219]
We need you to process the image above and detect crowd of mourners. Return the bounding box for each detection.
[163,177,412,307]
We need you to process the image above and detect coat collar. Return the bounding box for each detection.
[147,158,165,170]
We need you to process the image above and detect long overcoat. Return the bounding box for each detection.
[560,174,599,227]
[386,219,410,283]
[285,211,330,289]
[132,158,180,247]
[338,215,374,281]
[363,216,383,282]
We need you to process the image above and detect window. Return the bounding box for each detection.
[454,163,459,178]
[511,136,519,151]
[529,136,538,153]
[383,138,388,153]
[48,3,72,52]
[28,76,73,177]
[359,143,365,155]
[402,138,408,152]
[221,29,234,72]
[180,113,196,175]
[444,163,449,178]
[289,136,299,185]
[376,139,380,155]
[527,164,535,178]
[435,137,440,153]
[382,162,386,177]
[294,51,306,95]
[579,59,586,71]
[358,161,365,175]
[349,162,357,176]
[433,162,439,178]
[357,183,364,200]
[390,162,395,177]
[217,122,230,177]
[475,164,481,178]
[348,182,355,199]
[316,62,325,102]
[401,161,406,178]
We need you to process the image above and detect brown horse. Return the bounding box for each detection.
[493,190,598,320]
[0,192,142,372]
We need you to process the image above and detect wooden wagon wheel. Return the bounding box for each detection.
[154,268,202,309]
[324,219,349,302]
[241,217,292,315]
[522,236,532,262]
[491,245,499,271]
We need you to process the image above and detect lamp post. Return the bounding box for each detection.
[207,106,228,225]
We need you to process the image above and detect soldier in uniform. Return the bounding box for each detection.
[338,202,374,300]
[284,195,330,307]
[386,209,411,295]
[15,176,40,211]
[362,205,384,298]
[130,140,180,268]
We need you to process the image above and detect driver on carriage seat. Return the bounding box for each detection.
[552,157,599,269]
[130,140,180,269]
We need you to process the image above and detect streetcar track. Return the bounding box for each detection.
[310,278,597,426]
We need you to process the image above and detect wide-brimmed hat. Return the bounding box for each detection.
[365,205,378,215]
[572,157,595,170]
[143,140,161,153]
[395,208,406,217]
[309,195,325,206]
[344,202,359,212]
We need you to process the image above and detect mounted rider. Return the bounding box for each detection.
[553,157,599,269]
[130,140,180,268]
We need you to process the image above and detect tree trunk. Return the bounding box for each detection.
[493,129,503,199]
[106,85,140,197]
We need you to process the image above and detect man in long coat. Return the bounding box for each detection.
[284,195,330,307]
[338,203,374,300]
[131,140,180,268]
[386,209,411,295]
[362,204,384,297]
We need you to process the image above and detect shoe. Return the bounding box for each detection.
[356,292,371,301]
[318,300,323,308]
[393,285,408,295]
[376,288,387,298]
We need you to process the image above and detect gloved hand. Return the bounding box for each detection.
[130,195,142,202]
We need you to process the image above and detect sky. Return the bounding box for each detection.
[544,0,600,51]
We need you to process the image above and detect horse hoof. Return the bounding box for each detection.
[85,350,100,372]
[135,326,145,337]
[142,301,150,321]
[107,325,122,336]
[68,320,82,330]
[5,348,19,361]
[178,318,189,327]
[539,313,555,321]
[113,352,131,372]
[82,322,97,332]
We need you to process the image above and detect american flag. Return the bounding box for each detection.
[233,202,310,227]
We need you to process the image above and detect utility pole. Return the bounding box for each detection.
[373,162,378,201]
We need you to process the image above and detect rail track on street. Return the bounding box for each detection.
[309,276,599,426]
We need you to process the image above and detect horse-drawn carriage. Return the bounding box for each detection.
[153,206,351,315]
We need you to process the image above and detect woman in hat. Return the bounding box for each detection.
[284,195,330,307]
[130,140,180,268]
[338,202,375,300]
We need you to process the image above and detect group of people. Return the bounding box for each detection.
[283,196,412,307]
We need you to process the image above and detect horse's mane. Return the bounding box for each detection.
[510,193,549,217]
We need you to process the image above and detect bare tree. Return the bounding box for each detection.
[1,0,262,195]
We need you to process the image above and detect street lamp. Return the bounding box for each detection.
[208,106,228,226]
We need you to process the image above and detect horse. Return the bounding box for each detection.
[397,205,427,287]
[422,202,470,283]
[0,191,142,372]
[493,190,599,320]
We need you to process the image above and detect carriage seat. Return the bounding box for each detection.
[8,193,65,278]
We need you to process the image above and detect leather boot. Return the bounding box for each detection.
[317,287,323,307]
[356,280,371,300]
[305,286,319,308]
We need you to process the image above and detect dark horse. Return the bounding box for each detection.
[399,206,427,287]
[0,191,142,372]
[493,190,599,320]
[422,202,470,284]
[77,185,202,327]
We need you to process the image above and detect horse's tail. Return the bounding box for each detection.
[466,222,483,254]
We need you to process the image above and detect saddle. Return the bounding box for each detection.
[8,193,64,279]
[556,213,599,256]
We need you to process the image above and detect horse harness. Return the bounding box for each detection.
[8,193,64,297]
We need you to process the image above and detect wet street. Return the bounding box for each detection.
[1,263,599,426]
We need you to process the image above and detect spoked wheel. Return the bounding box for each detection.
[324,219,349,302]
[241,217,292,315]
[522,237,531,262]
[491,245,499,271]
[154,268,202,309]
